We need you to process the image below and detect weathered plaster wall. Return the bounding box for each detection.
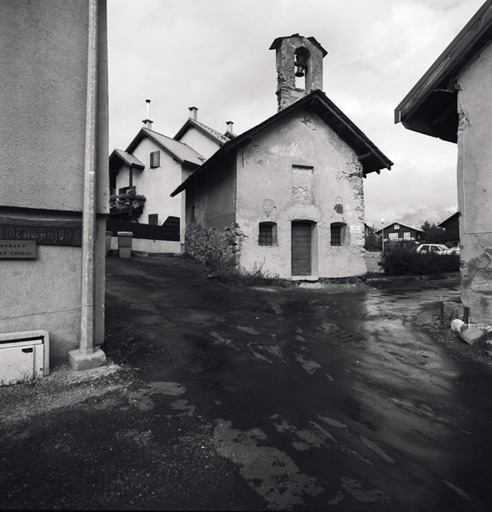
[185,153,237,230]
[457,41,492,324]
[274,35,325,111]
[0,0,108,364]
[178,129,221,160]
[236,108,366,279]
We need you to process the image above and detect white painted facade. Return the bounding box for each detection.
[177,128,222,160]
[113,135,196,243]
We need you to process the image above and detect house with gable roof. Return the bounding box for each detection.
[109,110,231,250]
[174,106,235,159]
[395,0,492,325]
[374,222,423,244]
[172,34,393,280]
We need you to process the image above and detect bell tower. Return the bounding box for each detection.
[269,34,327,111]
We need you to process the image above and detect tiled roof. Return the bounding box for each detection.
[110,149,144,169]
[171,89,393,197]
[191,119,231,144]
[395,1,492,142]
[126,128,206,167]
[174,118,233,145]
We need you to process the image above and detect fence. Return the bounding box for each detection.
[106,216,180,242]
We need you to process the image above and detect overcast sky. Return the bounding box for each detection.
[107,0,485,228]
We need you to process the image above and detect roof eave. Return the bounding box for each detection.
[171,89,393,195]
[395,0,492,138]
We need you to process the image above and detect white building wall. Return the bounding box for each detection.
[114,137,188,244]
[178,128,221,159]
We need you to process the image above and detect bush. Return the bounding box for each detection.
[364,231,382,251]
[380,242,460,276]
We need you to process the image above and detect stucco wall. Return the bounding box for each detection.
[110,236,181,255]
[0,0,108,214]
[235,108,366,279]
[0,217,106,363]
[185,153,237,230]
[115,137,187,240]
[457,41,492,324]
[0,0,108,364]
[178,128,221,160]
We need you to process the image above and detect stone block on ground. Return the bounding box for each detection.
[485,340,492,357]
[458,324,484,346]
[442,301,465,325]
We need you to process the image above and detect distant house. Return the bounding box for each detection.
[395,0,492,324]
[438,212,460,245]
[364,223,375,237]
[374,222,423,243]
[172,34,392,280]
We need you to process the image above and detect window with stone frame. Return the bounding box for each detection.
[330,223,346,246]
[259,222,277,246]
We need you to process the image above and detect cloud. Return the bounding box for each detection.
[107,0,484,219]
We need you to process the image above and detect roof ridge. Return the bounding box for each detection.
[191,119,230,141]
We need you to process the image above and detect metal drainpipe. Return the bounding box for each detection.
[80,0,98,354]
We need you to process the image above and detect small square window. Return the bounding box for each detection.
[150,151,160,168]
[259,222,277,246]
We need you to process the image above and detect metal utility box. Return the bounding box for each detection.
[0,330,49,386]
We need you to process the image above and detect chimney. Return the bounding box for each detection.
[142,99,153,129]
[225,120,234,135]
[189,106,198,120]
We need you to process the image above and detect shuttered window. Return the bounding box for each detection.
[150,151,160,168]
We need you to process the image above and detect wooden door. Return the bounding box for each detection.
[291,221,312,276]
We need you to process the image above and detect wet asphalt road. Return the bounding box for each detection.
[2,256,492,511]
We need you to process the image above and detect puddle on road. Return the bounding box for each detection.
[127,382,187,411]
[213,419,324,510]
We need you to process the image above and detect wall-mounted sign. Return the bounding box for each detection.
[0,241,37,259]
[0,218,82,247]
[350,225,361,234]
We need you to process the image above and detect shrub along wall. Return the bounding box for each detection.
[380,243,460,276]
[185,223,245,271]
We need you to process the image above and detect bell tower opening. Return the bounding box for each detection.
[294,47,310,90]
[270,33,327,111]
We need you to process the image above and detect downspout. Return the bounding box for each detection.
[69,0,106,370]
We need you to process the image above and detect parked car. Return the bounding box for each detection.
[446,246,461,255]
[416,243,449,255]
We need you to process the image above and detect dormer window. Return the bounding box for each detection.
[150,151,160,168]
